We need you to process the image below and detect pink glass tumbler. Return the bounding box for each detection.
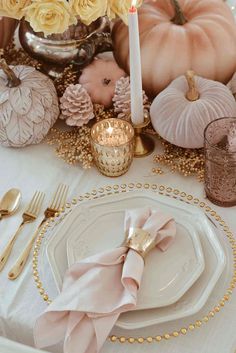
[204,117,236,207]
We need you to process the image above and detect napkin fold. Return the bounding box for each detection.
[34,207,176,353]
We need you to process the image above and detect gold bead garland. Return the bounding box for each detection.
[32,183,236,345]
[153,138,205,181]
[46,104,116,167]
[152,167,164,175]
[1,42,42,70]
[54,65,79,97]
[144,126,205,181]
[93,104,115,121]
[46,126,93,168]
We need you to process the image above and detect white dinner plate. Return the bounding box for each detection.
[46,191,225,328]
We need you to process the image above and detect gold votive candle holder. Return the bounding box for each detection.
[90,118,135,177]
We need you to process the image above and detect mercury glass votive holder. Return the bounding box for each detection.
[204,117,236,207]
[91,119,135,177]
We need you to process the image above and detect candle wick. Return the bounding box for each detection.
[129,5,136,13]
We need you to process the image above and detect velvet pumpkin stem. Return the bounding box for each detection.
[185,71,200,102]
[170,0,187,25]
[0,59,21,88]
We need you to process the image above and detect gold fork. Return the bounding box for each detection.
[0,191,45,272]
[8,184,69,280]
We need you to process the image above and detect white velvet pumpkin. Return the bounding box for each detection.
[0,62,59,147]
[150,72,236,149]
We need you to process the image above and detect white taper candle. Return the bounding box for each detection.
[128,2,144,125]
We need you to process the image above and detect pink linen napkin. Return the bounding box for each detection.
[34,207,176,353]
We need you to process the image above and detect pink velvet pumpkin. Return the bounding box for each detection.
[112,0,236,97]
[79,58,126,108]
[0,17,18,48]
[150,71,236,149]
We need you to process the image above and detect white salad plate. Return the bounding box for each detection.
[46,191,226,329]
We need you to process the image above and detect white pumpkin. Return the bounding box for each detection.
[0,60,59,147]
[150,71,236,149]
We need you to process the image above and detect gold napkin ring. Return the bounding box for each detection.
[124,227,156,258]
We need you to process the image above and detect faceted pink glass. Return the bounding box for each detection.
[204,117,236,207]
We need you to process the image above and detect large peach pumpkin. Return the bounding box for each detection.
[0,17,18,49]
[112,0,236,97]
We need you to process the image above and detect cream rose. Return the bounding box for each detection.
[107,0,143,23]
[0,0,31,20]
[69,0,107,26]
[24,0,77,36]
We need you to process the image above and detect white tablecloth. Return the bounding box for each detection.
[1,2,236,350]
[0,132,236,353]
[0,338,48,353]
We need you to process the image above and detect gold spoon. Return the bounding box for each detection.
[0,189,21,220]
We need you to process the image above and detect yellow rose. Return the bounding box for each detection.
[25,0,77,36]
[69,0,107,26]
[107,0,143,24]
[0,0,31,20]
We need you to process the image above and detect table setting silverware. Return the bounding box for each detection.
[0,189,21,221]
[0,191,45,272]
[8,184,69,280]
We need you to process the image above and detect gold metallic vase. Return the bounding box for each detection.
[19,18,112,78]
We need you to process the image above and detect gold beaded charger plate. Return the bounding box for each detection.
[33,184,236,344]
[47,191,207,310]
[41,189,224,329]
